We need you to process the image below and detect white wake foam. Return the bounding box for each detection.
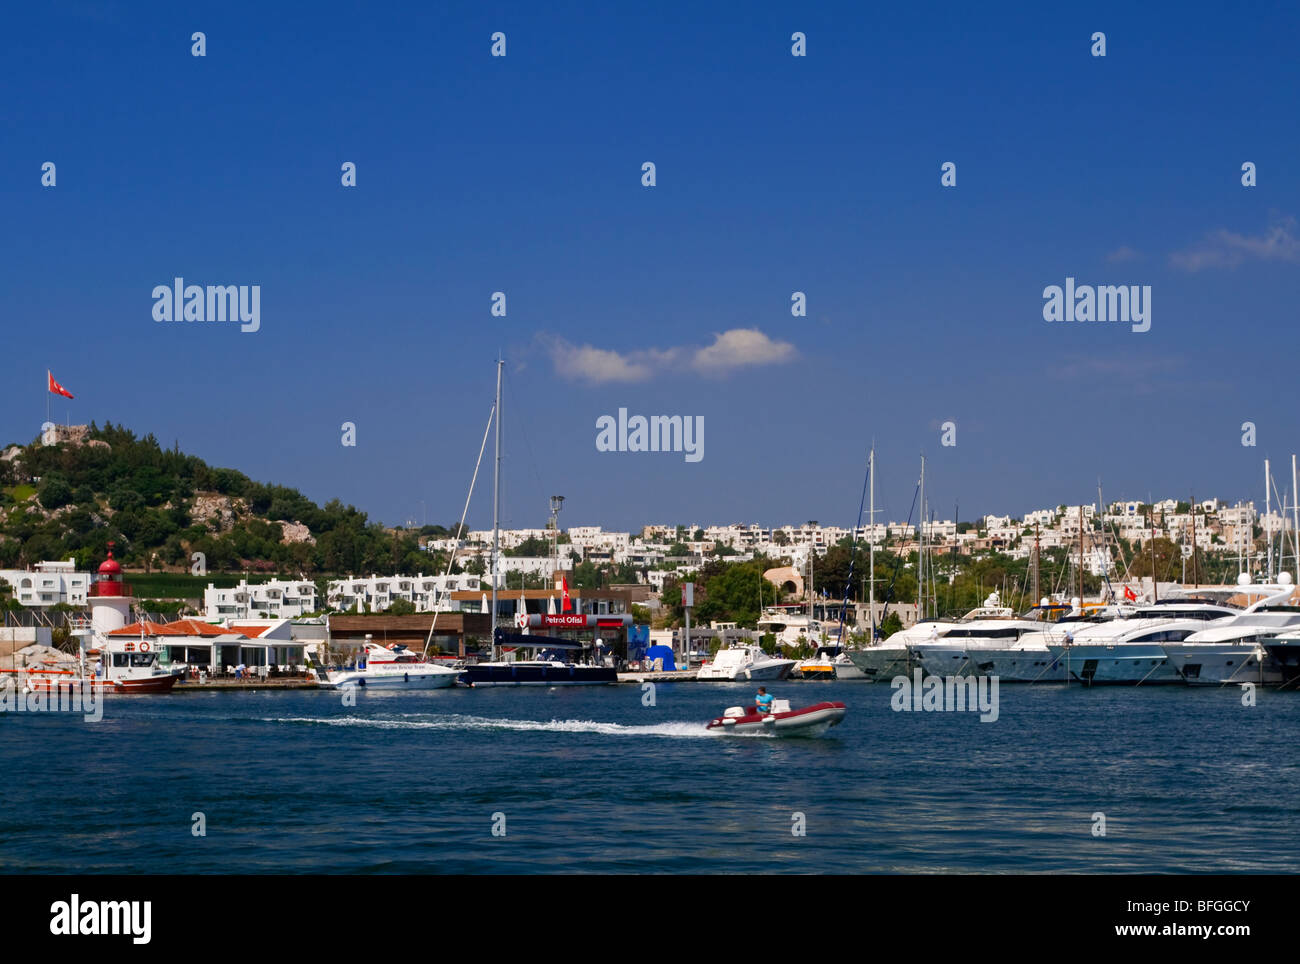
[263,713,718,738]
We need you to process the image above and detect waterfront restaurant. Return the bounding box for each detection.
[106,618,308,676]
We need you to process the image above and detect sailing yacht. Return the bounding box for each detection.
[457,360,619,687]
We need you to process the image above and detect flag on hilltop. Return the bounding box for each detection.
[47,371,74,399]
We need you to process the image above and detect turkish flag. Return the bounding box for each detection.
[561,575,571,613]
[47,371,74,399]
[1124,585,1137,602]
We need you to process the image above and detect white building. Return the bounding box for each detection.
[325,572,489,612]
[204,578,318,620]
[0,560,90,608]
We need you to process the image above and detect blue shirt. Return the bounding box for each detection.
[756,693,774,712]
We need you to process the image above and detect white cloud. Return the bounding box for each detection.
[1105,245,1143,263]
[1170,216,1300,271]
[691,328,797,372]
[542,328,797,383]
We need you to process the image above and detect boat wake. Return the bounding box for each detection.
[264,713,717,739]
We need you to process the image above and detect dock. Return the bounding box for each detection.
[617,670,699,683]
[174,679,321,692]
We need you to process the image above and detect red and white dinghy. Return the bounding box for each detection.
[706,699,846,736]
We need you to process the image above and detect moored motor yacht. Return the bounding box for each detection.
[793,646,842,680]
[847,593,1022,681]
[706,699,846,736]
[324,641,460,689]
[1047,598,1242,684]
[1161,580,1300,684]
[697,644,796,681]
[458,630,618,686]
[918,600,1120,682]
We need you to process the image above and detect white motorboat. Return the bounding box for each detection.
[1046,598,1242,684]
[914,601,1112,680]
[324,642,460,689]
[847,595,1020,681]
[697,644,796,681]
[1160,580,1300,684]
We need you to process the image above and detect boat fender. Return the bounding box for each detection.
[722,718,736,725]
[762,716,776,723]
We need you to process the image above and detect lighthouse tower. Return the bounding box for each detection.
[88,542,132,636]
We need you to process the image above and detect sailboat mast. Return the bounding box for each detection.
[868,446,875,641]
[1032,522,1040,606]
[1266,458,1273,581]
[1078,505,1084,605]
[918,455,925,622]
[1292,455,1298,584]
[491,358,503,658]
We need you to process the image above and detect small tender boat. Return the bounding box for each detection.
[706,699,846,736]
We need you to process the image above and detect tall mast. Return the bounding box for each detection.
[1190,492,1198,587]
[491,357,503,657]
[918,455,925,621]
[868,446,875,641]
[1292,455,1299,584]
[1149,504,1158,602]
[1265,458,1273,581]
[1078,505,1084,605]
[1032,522,1040,606]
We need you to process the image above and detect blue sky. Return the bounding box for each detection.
[4,1,1299,533]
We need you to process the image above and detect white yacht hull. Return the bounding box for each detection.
[913,645,978,678]
[832,656,866,680]
[324,668,459,689]
[1162,645,1281,685]
[846,647,911,680]
[1048,645,1183,684]
[973,649,1067,683]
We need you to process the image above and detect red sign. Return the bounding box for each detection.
[539,614,588,629]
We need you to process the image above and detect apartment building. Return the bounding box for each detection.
[203,578,318,619]
[0,560,90,608]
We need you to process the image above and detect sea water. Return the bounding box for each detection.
[1,682,1296,873]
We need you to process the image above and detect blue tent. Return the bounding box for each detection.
[644,644,676,671]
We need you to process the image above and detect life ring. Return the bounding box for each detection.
[139,641,150,652]
[125,642,136,652]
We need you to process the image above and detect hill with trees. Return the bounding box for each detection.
[0,423,452,579]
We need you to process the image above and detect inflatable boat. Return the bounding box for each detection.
[706,699,846,736]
